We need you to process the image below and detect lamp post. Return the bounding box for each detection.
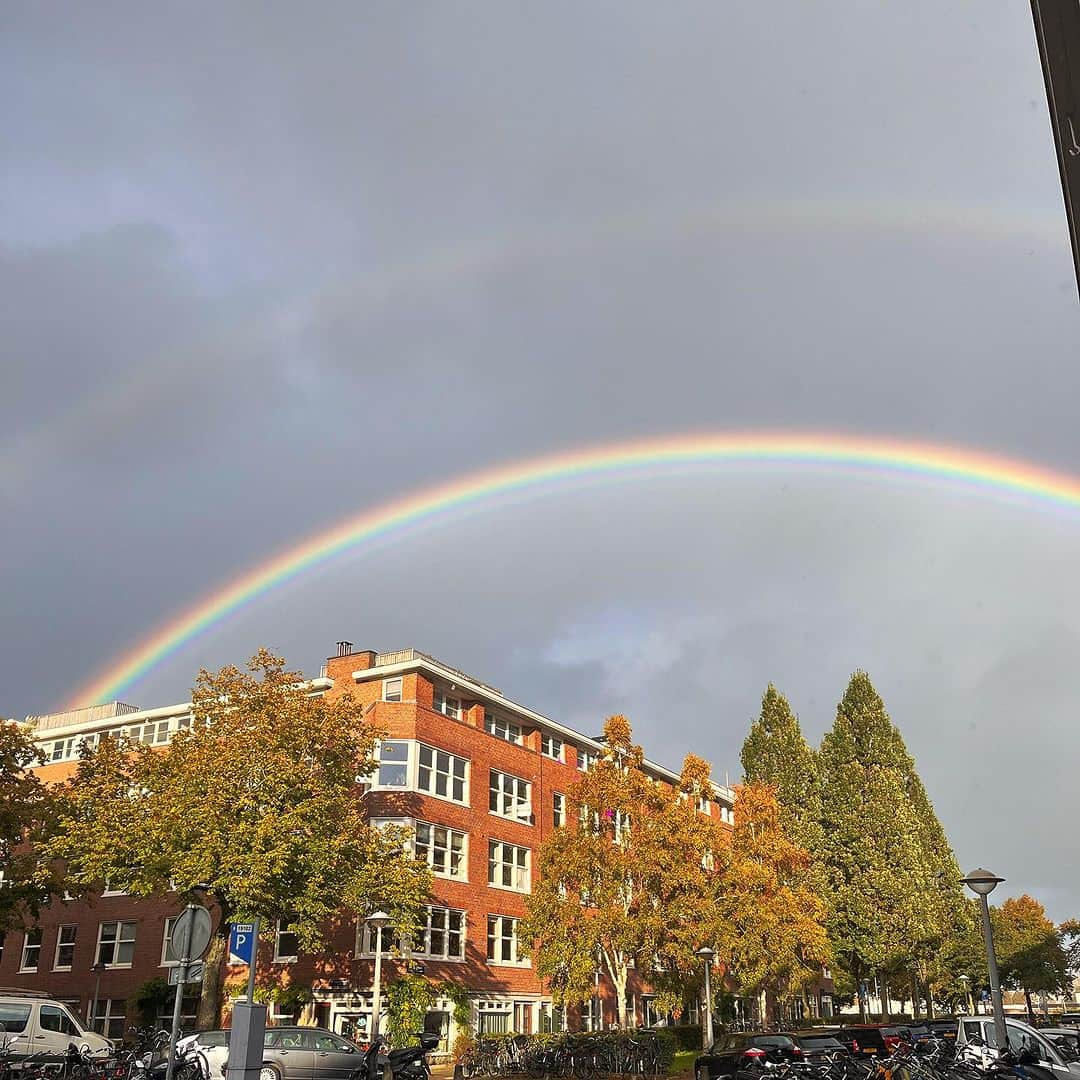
[962,868,1007,1053]
[958,975,974,1016]
[367,911,391,1039]
[696,947,716,1050]
[88,962,106,1029]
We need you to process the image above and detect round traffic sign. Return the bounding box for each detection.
[171,906,213,962]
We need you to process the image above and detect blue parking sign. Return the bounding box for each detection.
[229,922,257,965]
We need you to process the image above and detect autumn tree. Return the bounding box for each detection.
[521,716,727,1029]
[0,719,61,930]
[47,650,432,1026]
[994,895,1069,1019]
[717,782,830,1010]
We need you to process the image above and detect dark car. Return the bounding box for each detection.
[694,1033,801,1080]
[785,1032,850,1064]
[925,1020,958,1043]
[834,1026,889,1058]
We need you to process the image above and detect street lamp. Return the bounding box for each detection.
[696,947,716,1050]
[962,868,1007,1053]
[367,911,391,1039]
[958,975,974,1016]
[88,962,106,1030]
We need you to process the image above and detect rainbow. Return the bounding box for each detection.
[64,431,1080,709]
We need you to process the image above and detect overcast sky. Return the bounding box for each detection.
[4,2,1080,920]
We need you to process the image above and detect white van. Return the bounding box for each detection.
[956,1016,1080,1078]
[0,991,113,1058]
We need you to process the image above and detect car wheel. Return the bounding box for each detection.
[260,1066,281,1080]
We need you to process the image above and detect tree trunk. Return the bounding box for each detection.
[926,981,937,1021]
[879,974,891,1023]
[614,965,628,1030]
[910,975,921,1019]
[198,934,229,1030]
[1025,989,1034,1023]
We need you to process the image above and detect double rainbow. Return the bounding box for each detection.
[64,431,1080,710]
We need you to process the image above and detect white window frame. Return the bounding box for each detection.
[417,743,469,804]
[53,925,76,971]
[161,916,179,967]
[20,928,42,972]
[486,915,528,967]
[577,747,598,772]
[488,839,530,892]
[368,741,470,805]
[489,769,532,822]
[484,713,522,745]
[357,907,465,962]
[541,733,564,762]
[383,677,403,702]
[414,820,468,880]
[552,792,566,828]
[95,921,137,968]
[273,919,299,963]
[92,999,127,1040]
[433,690,462,719]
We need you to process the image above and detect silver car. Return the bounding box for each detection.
[213,1026,367,1080]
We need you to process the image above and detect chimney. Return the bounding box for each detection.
[336,641,354,657]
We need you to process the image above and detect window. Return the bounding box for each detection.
[374,740,410,787]
[383,677,403,702]
[53,925,76,970]
[20,928,42,972]
[488,840,530,892]
[0,1003,31,1034]
[357,921,399,957]
[552,792,566,828]
[92,999,127,1041]
[418,907,466,961]
[487,915,527,966]
[489,769,532,821]
[162,917,180,966]
[39,1004,80,1037]
[697,795,712,815]
[414,821,467,879]
[434,691,461,719]
[577,747,598,772]
[541,733,564,761]
[484,713,522,745]
[418,744,468,803]
[51,737,76,762]
[96,921,136,967]
[274,919,299,962]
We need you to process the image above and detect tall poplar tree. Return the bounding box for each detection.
[818,672,932,1020]
[740,685,824,875]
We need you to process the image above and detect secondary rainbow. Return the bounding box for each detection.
[64,431,1080,710]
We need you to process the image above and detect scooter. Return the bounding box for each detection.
[361,1032,439,1080]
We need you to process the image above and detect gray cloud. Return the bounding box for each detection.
[3,1,1079,919]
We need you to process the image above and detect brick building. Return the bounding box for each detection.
[7,644,738,1047]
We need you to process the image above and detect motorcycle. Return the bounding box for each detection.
[360,1032,439,1080]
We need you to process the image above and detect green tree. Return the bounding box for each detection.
[818,672,946,1021]
[740,685,823,860]
[47,650,432,1027]
[521,716,726,1029]
[0,718,61,931]
[994,895,1069,1019]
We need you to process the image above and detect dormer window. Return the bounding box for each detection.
[484,713,522,745]
[433,690,461,719]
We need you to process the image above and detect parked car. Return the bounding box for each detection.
[694,1033,801,1080]
[188,1026,369,1080]
[1040,1029,1080,1061]
[956,1016,1080,1078]
[783,1032,850,1063]
[0,991,113,1058]
[833,1026,889,1058]
[925,1019,958,1043]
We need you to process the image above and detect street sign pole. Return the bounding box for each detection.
[165,905,195,1080]
[227,919,266,1080]
[245,918,260,1003]
[164,904,213,1080]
